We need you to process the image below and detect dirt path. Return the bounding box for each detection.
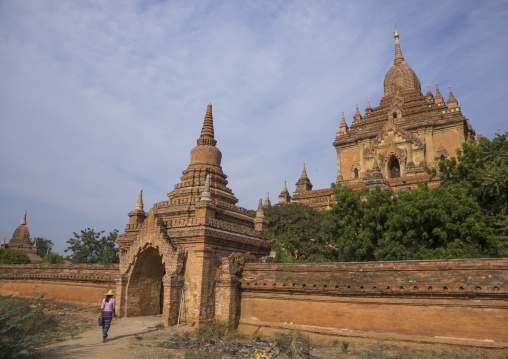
[41,315,177,359]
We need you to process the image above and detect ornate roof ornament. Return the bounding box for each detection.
[256,198,265,219]
[383,29,421,96]
[365,99,372,114]
[447,84,458,108]
[301,162,308,178]
[21,211,27,225]
[197,103,217,147]
[134,188,144,212]
[435,81,444,104]
[339,111,349,134]
[353,103,362,122]
[278,179,291,205]
[426,84,434,98]
[200,174,212,202]
[295,163,313,192]
[394,26,404,64]
[263,191,271,207]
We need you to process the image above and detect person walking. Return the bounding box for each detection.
[100,289,116,343]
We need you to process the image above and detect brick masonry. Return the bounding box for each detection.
[238,259,508,347]
[0,263,118,305]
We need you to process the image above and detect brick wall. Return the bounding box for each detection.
[0,263,118,306]
[239,258,508,347]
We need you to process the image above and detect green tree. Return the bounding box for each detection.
[375,183,497,260]
[264,204,334,263]
[42,252,64,264]
[330,184,396,262]
[329,182,498,262]
[0,249,31,264]
[64,228,119,264]
[428,132,508,216]
[30,237,53,258]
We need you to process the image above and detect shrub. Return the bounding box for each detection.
[0,297,43,358]
[0,249,31,264]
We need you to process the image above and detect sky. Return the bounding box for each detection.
[1,0,507,254]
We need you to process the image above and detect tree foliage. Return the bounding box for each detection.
[30,237,53,258]
[42,252,64,264]
[330,183,497,262]
[428,132,508,216]
[64,228,119,264]
[264,204,334,263]
[0,249,31,264]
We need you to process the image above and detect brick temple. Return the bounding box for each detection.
[282,29,476,209]
[115,103,273,327]
[1,212,41,262]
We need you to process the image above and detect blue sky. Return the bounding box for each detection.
[1,1,507,254]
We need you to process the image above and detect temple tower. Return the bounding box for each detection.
[277,180,291,205]
[115,103,271,328]
[1,212,41,261]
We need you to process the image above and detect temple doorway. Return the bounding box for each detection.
[127,247,165,316]
[388,157,401,178]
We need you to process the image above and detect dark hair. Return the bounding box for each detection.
[105,295,112,303]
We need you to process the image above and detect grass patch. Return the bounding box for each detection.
[195,320,229,340]
[274,329,311,358]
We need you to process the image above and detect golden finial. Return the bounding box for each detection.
[394,23,399,37]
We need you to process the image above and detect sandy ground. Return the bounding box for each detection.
[38,310,508,359]
[41,315,183,359]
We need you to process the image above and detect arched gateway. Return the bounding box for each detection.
[115,104,273,327]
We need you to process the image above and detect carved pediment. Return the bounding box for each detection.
[364,120,423,157]
[379,142,407,166]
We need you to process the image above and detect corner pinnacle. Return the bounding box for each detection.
[200,174,212,202]
[301,162,308,178]
[134,188,144,212]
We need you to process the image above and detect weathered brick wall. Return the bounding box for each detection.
[0,264,118,306]
[239,258,508,347]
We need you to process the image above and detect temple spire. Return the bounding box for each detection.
[20,211,27,225]
[435,81,444,104]
[301,162,308,178]
[134,188,144,212]
[197,103,217,147]
[394,26,405,64]
[339,111,348,134]
[447,84,458,108]
[426,84,433,98]
[499,126,502,136]
[263,191,271,207]
[278,179,291,205]
[295,162,313,192]
[256,197,265,219]
[353,103,362,122]
[365,99,372,113]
